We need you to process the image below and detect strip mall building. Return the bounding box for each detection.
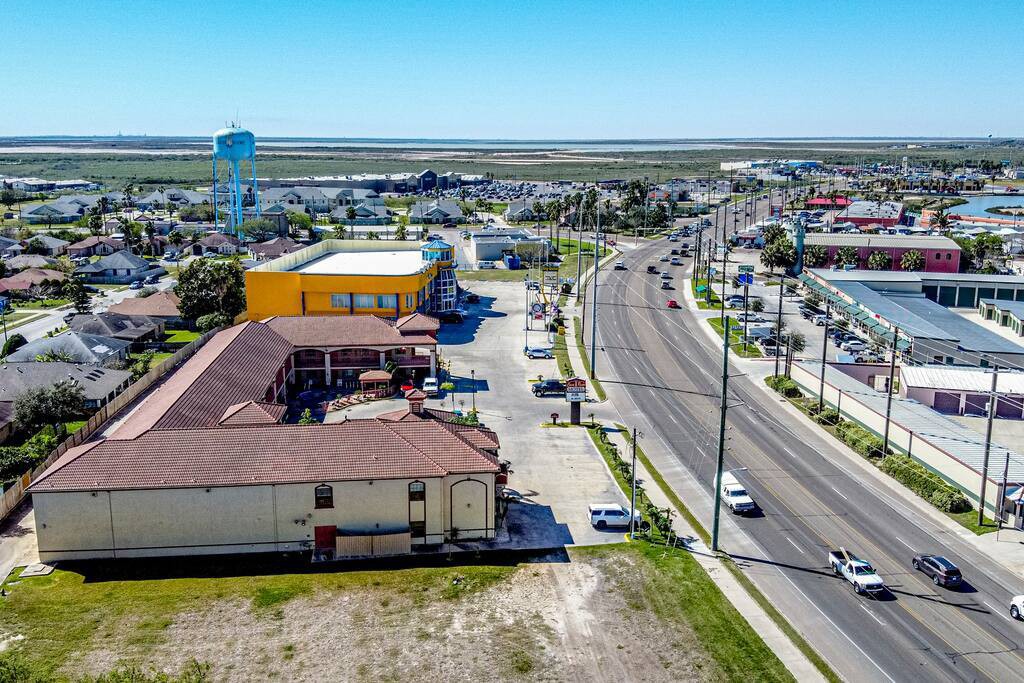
[245,239,458,321]
[29,317,506,561]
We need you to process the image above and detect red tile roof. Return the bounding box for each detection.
[108,291,181,318]
[395,313,440,334]
[265,315,437,348]
[218,400,287,426]
[30,418,499,492]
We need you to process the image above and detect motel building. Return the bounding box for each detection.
[29,320,506,562]
[245,239,458,321]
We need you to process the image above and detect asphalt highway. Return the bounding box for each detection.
[586,222,1024,681]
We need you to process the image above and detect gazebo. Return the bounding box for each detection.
[358,370,393,398]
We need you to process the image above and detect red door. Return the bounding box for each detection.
[314,525,336,550]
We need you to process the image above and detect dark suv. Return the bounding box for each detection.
[912,554,962,589]
[532,379,566,397]
[646,265,659,274]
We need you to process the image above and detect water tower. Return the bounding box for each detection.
[212,125,260,234]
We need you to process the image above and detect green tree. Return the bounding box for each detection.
[366,230,380,240]
[866,250,892,271]
[0,188,23,212]
[345,206,357,222]
[14,381,85,432]
[238,218,278,242]
[760,236,797,272]
[803,244,828,268]
[972,233,1004,264]
[287,210,313,236]
[787,331,807,354]
[930,206,951,232]
[129,349,157,382]
[63,276,92,314]
[196,312,231,332]
[900,249,924,271]
[298,408,317,425]
[23,238,48,255]
[175,258,246,322]
[761,223,786,245]
[2,334,26,357]
[835,246,859,268]
[394,223,408,241]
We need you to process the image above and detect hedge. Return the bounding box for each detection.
[834,421,890,460]
[765,375,802,398]
[881,455,970,513]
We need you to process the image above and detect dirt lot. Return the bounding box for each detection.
[0,542,788,682]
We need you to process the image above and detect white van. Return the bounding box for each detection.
[478,261,496,270]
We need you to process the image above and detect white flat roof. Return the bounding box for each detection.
[291,250,427,276]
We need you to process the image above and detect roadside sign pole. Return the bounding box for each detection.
[881,326,900,456]
[589,200,600,380]
[712,318,730,553]
[742,281,749,354]
[774,274,785,378]
[630,427,638,539]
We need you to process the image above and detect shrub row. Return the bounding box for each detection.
[834,420,891,460]
[765,375,803,398]
[591,427,674,537]
[881,455,971,513]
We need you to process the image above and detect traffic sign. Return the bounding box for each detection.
[566,377,587,403]
[531,303,544,314]
[542,270,559,288]
[696,285,707,293]
[737,273,754,286]
[0,297,8,313]
[738,265,755,274]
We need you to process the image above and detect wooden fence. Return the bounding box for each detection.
[0,326,222,522]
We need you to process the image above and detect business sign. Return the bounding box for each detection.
[531,303,544,314]
[0,297,8,313]
[737,273,754,286]
[738,265,755,274]
[566,377,587,403]
[542,269,559,288]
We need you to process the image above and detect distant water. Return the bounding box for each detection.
[954,194,1024,216]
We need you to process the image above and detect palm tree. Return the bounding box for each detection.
[121,182,135,208]
[931,206,951,232]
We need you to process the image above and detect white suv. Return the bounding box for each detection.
[588,503,642,530]
[422,377,439,396]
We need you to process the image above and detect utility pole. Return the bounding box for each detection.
[881,326,900,455]
[471,369,476,414]
[774,274,785,377]
[978,365,1000,526]
[575,193,585,303]
[712,317,731,553]
[589,200,600,379]
[629,427,639,539]
[719,242,728,326]
[998,450,1011,532]
[818,301,831,412]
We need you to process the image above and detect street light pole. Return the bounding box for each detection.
[629,426,639,539]
[978,365,1000,526]
[589,199,600,379]
[818,301,831,412]
[712,317,731,553]
[881,326,900,455]
[471,369,476,414]
[774,274,785,378]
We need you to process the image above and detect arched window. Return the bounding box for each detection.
[409,481,425,502]
[314,484,333,509]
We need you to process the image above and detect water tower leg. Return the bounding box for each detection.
[250,157,261,218]
[212,156,219,230]
[232,159,243,232]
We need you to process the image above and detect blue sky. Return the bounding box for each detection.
[1,0,1021,138]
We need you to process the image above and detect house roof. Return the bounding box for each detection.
[248,237,300,258]
[217,400,288,426]
[0,268,66,291]
[900,366,1024,395]
[5,254,58,270]
[25,234,69,249]
[76,250,149,273]
[68,312,161,341]
[359,370,391,382]
[395,312,440,334]
[265,315,437,348]
[5,331,130,364]
[0,362,131,402]
[68,236,124,251]
[803,233,960,251]
[409,200,463,220]
[30,417,500,493]
[198,233,240,247]
[107,291,181,318]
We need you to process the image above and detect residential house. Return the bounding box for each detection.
[0,237,23,259]
[6,331,131,367]
[248,237,302,261]
[75,250,160,284]
[193,233,241,256]
[5,254,58,271]
[329,202,392,226]
[261,187,331,214]
[106,291,182,324]
[503,200,544,222]
[67,236,124,258]
[68,312,165,348]
[23,234,70,256]
[409,200,465,224]
[0,362,132,408]
[0,268,67,297]
[135,188,211,211]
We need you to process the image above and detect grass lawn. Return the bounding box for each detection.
[552,327,573,379]
[163,329,201,344]
[945,510,999,536]
[573,317,606,400]
[63,421,86,435]
[707,316,763,358]
[14,298,69,310]
[692,277,723,309]
[551,236,609,258]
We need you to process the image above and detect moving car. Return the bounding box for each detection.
[532,378,566,396]
[720,472,756,514]
[829,548,886,596]
[666,299,680,309]
[525,347,553,359]
[614,261,626,270]
[660,271,671,279]
[912,554,963,589]
[735,312,765,323]
[670,257,682,266]
[660,281,672,289]
[646,265,659,274]
[588,503,642,530]
[659,254,670,262]
[422,377,439,397]
[1011,595,1024,620]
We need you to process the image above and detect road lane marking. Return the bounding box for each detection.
[786,537,804,555]
[983,601,1011,622]
[830,486,848,500]
[783,448,798,459]
[895,536,915,552]
[859,603,886,627]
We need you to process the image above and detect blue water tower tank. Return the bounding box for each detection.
[213,127,256,162]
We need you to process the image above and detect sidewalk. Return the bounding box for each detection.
[602,428,826,683]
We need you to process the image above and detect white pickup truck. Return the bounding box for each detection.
[720,472,756,514]
[829,548,886,596]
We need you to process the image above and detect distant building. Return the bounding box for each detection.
[248,237,303,261]
[0,362,131,409]
[23,234,69,256]
[75,250,162,284]
[802,234,960,273]
[978,299,1024,337]
[503,200,544,222]
[838,201,905,228]
[897,365,1024,419]
[0,268,66,296]
[6,331,131,367]
[67,236,124,258]
[107,291,182,323]
[68,312,165,348]
[409,200,465,224]
[135,188,211,210]
[193,233,241,256]
[470,226,548,262]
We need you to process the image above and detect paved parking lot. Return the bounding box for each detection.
[430,280,629,547]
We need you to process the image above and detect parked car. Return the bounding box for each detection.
[478,260,496,269]
[532,379,566,396]
[422,377,439,397]
[811,314,830,326]
[464,293,480,304]
[841,340,868,352]
[912,554,963,589]
[588,503,642,530]
[144,274,160,285]
[525,347,553,359]
[735,312,765,323]
[129,280,143,290]
[666,299,680,309]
